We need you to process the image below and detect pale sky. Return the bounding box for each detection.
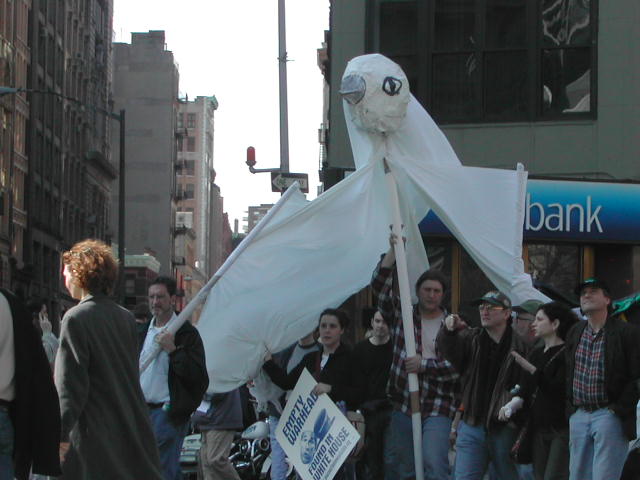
[113,0,330,230]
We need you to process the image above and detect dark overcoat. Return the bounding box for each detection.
[1,288,61,480]
[54,294,164,479]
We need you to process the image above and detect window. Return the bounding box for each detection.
[184,183,195,199]
[177,113,183,129]
[595,245,634,298]
[125,276,135,295]
[526,243,580,297]
[187,113,196,129]
[184,160,195,176]
[370,0,596,123]
[187,136,196,152]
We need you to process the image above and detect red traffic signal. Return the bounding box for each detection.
[246,146,256,167]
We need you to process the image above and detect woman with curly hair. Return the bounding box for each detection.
[55,239,163,479]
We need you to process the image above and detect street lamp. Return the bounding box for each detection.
[0,86,127,303]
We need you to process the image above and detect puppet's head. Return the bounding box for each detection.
[340,54,410,134]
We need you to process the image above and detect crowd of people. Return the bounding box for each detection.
[1,233,640,480]
[261,233,640,480]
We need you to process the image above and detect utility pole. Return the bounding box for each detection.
[245,1,311,196]
[278,0,290,173]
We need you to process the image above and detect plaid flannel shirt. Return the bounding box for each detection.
[372,261,461,419]
[572,324,608,408]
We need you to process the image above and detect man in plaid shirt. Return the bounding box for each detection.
[565,278,640,480]
[371,238,461,480]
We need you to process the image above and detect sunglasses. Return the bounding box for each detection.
[478,304,504,312]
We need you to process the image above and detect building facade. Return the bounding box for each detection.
[324,0,640,310]
[111,30,179,277]
[244,203,274,233]
[175,95,219,280]
[0,0,30,289]
[122,250,160,311]
[207,182,231,275]
[0,0,115,321]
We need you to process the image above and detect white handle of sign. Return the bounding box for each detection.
[140,182,302,373]
[383,158,424,480]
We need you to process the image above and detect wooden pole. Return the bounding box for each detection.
[383,158,424,480]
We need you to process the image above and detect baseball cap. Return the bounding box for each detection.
[574,277,611,297]
[513,299,544,316]
[471,290,512,309]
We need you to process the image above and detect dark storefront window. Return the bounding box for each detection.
[595,244,634,298]
[527,243,580,298]
[370,0,597,123]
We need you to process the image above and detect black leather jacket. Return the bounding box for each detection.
[139,320,209,425]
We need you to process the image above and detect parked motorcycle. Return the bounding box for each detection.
[179,413,295,479]
[230,416,295,480]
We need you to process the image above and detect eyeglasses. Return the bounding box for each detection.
[478,304,504,312]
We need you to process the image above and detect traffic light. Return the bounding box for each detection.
[246,146,256,167]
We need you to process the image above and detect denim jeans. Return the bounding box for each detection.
[388,410,452,480]
[454,420,519,480]
[0,408,13,480]
[149,407,188,480]
[269,416,290,480]
[569,408,629,480]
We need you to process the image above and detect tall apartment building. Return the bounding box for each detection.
[174,95,234,311]
[0,0,115,318]
[0,0,30,289]
[111,30,179,282]
[208,183,231,275]
[175,95,217,278]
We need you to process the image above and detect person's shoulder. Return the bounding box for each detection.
[63,302,86,320]
[299,348,320,364]
[177,318,198,334]
[566,319,586,339]
[611,316,640,338]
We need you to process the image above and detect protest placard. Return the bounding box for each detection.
[275,369,360,480]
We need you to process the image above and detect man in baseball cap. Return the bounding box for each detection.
[574,277,611,297]
[512,299,544,345]
[470,290,512,310]
[565,277,640,480]
[438,290,529,480]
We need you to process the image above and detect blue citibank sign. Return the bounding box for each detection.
[419,179,640,243]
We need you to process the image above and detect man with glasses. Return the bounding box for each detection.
[438,290,530,480]
[565,278,640,480]
[512,300,543,347]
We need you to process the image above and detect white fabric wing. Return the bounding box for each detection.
[197,164,428,393]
